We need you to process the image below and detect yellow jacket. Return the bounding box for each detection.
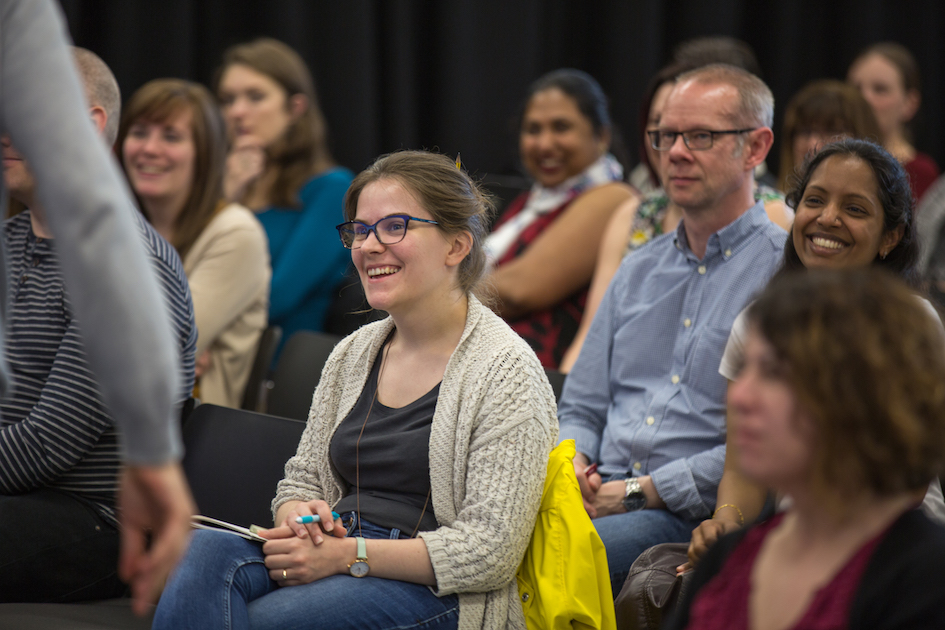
[517,440,616,630]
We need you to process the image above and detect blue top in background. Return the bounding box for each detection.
[256,167,354,360]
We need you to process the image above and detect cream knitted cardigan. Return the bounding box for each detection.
[273,295,558,629]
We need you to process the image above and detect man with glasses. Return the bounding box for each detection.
[557,64,787,594]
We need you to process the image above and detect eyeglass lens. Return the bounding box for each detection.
[340,216,408,248]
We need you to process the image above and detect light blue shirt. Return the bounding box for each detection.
[558,201,786,520]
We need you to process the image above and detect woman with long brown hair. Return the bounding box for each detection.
[118,79,270,408]
[215,38,353,357]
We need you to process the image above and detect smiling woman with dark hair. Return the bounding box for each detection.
[682,138,944,574]
[485,68,636,369]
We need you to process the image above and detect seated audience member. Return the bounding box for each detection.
[118,79,271,408]
[560,60,791,372]
[0,47,196,602]
[776,79,881,191]
[556,64,786,595]
[665,268,945,630]
[215,38,353,359]
[485,68,636,369]
[152,151,558,630]
[627,35,765,195]
[848,42,939,201]
[685,138,945,572]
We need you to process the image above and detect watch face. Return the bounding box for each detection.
[623,493,647,512]
[349,560,369,578]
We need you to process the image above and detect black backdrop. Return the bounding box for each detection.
[58,0,945,183]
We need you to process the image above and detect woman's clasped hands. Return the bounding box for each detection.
[258,499,348,586]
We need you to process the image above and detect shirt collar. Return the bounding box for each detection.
[673,200,769,261]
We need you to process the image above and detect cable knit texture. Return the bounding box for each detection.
[273,295,558,629]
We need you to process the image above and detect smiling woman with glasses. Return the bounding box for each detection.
[153,150,558,630]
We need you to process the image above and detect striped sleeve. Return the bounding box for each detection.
[0,313,112,493]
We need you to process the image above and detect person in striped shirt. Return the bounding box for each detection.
[0,47,196,602]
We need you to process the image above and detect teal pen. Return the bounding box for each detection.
[296,512,340,524]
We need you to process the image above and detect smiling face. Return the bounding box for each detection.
[848,53,917,140]
[792,154,901,269]
[352,178,459,316]
[658,80,752,212]
[121,109,196,215]
[217,64,298,148]
[729,328,815,491]
[519,87,606,188]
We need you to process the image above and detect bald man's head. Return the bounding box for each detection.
[71,47,121,147]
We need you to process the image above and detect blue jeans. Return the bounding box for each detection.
[593,476,700,598]
[153,513,459,630]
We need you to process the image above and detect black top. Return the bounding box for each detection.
[663,508,945,630]
[330,341,439,534]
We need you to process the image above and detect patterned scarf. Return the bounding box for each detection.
[484,154,623,264]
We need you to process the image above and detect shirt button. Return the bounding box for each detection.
[20,274,27,283]
[684,318,691,328]
[646,416,655,425]
[671,374,680,384]
[633,462,642,471]
[725,248,732,257]
[698,265,707,275]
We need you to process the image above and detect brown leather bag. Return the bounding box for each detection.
[614,543,693,630]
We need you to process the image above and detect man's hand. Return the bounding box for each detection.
[118,463,196,616]
[590,480,629,517]
[592,475,667,518]
[572,453,602,517]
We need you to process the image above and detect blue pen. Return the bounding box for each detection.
[296,512,340,524]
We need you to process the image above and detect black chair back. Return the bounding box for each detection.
[240,325,283,412]
[266,331,342,421]
[545,368,567,403]
[182,404,305,527]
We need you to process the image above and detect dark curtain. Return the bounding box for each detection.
[58,0,945,181]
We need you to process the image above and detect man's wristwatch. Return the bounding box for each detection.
[348,537,370,578]
[622,477,647,512]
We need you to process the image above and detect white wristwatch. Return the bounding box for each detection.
[348,536,370,577]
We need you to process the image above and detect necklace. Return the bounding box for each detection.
[354,334,432,539]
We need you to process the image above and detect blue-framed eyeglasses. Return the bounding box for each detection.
[335,214,439,249]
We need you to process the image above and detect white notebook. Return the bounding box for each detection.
[191,514,267,543]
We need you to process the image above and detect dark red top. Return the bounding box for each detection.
[905,152,940,204]
[493,191,587,369]
[685,513,884,630]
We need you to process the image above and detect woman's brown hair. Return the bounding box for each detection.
[214,38,334,209]
[343,151,495,303]
[777,80,881,191]
[117,79,227,259]
[748,268,945,501]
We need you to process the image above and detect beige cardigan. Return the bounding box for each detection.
[183,203,270,407]
[273,296,558,629]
